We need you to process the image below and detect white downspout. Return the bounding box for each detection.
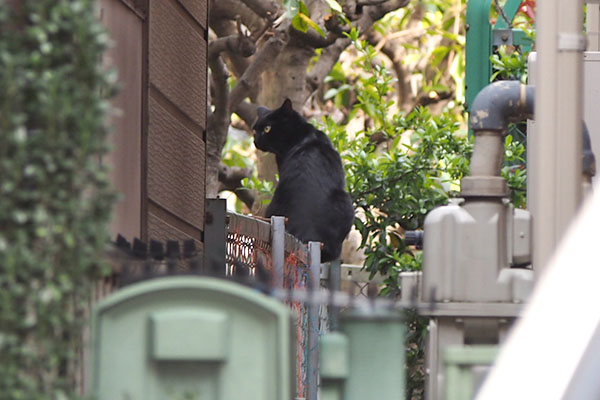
[531,0,584,275]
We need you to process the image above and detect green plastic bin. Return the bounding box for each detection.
[90,276,294,400]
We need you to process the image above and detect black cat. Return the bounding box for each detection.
[252,99,354,263]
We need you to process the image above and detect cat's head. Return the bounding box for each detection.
[252,99,305,154]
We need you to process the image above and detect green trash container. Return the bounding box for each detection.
[90,276,295,400]
[320,308,406,400]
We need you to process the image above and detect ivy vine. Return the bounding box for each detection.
[0,1,116,398]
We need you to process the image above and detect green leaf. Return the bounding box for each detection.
[324,0,343,13]
[291,1,310,32]
[324,88,339,100]
[297,12,326,37]
[292,14,309,32]
[283,0,300,18]
[298,0,309,16]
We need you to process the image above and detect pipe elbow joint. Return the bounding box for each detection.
[470,80,534,133]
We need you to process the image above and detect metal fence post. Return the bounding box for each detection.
[465,0,493,113]
[204,198,227,275]
[328,260,341,331]
[270,216,285,288]
[307,241,321,400]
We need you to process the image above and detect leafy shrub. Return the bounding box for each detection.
[0,1,116,398]
[490,45,529,83]
[321,30,472,290]
[320,31,472,399]
[502,130,527,208]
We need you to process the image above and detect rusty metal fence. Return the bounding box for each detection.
[225,211,323,400]
[83,200,385,399]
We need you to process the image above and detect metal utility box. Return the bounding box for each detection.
[90,276,295,400]
[415,197,532,400]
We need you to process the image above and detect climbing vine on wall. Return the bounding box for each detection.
[0,1,116,398]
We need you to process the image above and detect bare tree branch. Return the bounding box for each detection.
[228,28,288,112]
[210,19,253,80]
[364,0,410,17]
[306,36,351,94]
[207,0,283,200]
[288,22,340,48]
[207,0,411,202]
[207,54,230,198]
[305,0,409,97]
[208,31,258,133]
[234,101,259,128]
[251,13,276,42]
[210,34,257,59]
[207,46,231,131]
[209,0,273,81]
[414,91,453,108]
[239,0,280,19]
[210,0,264,31]
[218,163,256,209]
[208,22,258,198]
[358,0,389,6]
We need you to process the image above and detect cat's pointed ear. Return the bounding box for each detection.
[257,106,269,119]
[281,98,294,113]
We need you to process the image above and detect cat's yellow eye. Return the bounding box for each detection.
[264,125,271,133]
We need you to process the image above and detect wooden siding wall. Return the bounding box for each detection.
[100,0,208,248]
[100,0,143,241]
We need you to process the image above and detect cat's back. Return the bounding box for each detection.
[276,130,354,262]
[279,128,346,186]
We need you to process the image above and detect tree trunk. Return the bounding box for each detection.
[253,44,315,214]
[206,0,411,208]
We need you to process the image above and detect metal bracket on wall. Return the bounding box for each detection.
[557,33,587,52]
[493,29,514,46]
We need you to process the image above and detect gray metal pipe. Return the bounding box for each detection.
[469,81,534,177]
[471,81,595,177]
[469,134,505,178]
[470,81,535,132]
[466,80,593,198]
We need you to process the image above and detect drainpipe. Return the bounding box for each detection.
[533,0,584,275]
[462,80,534,198]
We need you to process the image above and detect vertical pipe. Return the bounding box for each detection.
[270,216,285,288]
[587,2,600,51]
[307,241,321,400]
[533,0,584,275]
[469,134,504,176]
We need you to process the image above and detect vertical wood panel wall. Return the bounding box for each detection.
[100,0,208,248]
[100,0,144,241]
